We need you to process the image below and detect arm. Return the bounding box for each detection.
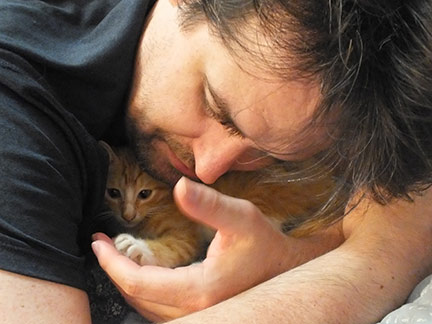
[167,188,432,324]
[0,270,91,324]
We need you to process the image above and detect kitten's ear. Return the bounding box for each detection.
[98,140,118,164]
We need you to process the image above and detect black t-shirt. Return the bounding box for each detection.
[0,0,155,290]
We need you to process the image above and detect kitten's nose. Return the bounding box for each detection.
[123,204,136,222]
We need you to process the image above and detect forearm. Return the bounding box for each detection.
[169,240,431,324]
[0,269,92,324]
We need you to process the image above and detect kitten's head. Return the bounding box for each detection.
[100,141,171,228]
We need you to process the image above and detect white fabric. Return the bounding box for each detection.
[378,274,432,324]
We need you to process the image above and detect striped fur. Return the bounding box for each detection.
[101,142,340,268]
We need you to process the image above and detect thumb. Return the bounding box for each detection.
[173,177,261,234]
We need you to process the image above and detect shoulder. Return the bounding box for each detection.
[0,0,156,137]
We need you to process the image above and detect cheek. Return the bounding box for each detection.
[105,198,121,218]
[133,55,206,137]
[134,203,147,220]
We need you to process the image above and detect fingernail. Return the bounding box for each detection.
[91,241,100,256]
[183,177,199,204]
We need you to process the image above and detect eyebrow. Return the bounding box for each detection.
[203,76,247,137]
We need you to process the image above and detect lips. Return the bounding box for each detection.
[167,148,198,179]
[153,139,198,180]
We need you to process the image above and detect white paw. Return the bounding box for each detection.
[114,234,157,266]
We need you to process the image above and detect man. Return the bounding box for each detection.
[1,0,431,324]
[92,1,432,323]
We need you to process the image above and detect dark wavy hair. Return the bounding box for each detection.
[179,0,432,226]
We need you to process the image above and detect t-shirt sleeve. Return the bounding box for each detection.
[0,0,155,292]
[0,81,102,290]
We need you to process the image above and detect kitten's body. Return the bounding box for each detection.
[102,142,338,268]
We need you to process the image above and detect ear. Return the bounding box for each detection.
[98,140,118,164]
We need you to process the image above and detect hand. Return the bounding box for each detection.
[92,177,343,322]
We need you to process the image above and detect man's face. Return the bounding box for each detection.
[127,0,326,185]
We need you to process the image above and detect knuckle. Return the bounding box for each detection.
[207,190,224,213]
[203,189,229,220]
[239,199,261,218]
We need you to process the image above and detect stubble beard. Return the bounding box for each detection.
[125,115,191,186]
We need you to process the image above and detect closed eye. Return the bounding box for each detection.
[204,101,245,137]
[202,79,245,139]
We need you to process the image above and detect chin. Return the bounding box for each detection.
[124,221,141,229]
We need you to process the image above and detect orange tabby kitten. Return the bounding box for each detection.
[100,141,340,268]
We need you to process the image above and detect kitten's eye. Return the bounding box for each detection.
[107,188,121,199]
[138,189,152,200]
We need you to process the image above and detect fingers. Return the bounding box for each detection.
[91,233,161,303]
[91,233,142,277]
[173,177,263,235]
[91,232,113,245]
[91,233,206,307]
[91,235,200,321]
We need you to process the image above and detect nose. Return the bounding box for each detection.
[122,202,136,222]
[193,136,247,184]
[192,131,274,184]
